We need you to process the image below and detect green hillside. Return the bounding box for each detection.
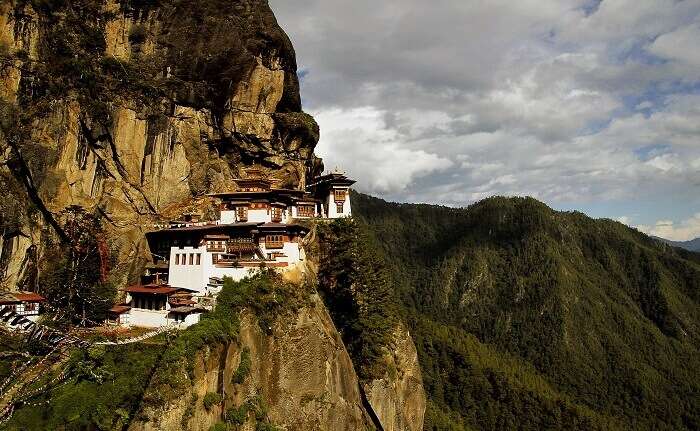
[352,192,700,431]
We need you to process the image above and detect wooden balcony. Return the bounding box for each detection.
[265,241,284,249]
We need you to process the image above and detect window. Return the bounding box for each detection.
[297,205,314,218]
[175,254,180,265]
[196,254,201,265]
[237,206,248,222]
[334,189,346,202]
[189,254,194,265]
[266,235,284,249]
[336,203,344,214]
[271,207,283,222]
[212,254,219,264]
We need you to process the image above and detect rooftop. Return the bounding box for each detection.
[109,305,132,314]
[0,291,46,304]
[123,284,196,295]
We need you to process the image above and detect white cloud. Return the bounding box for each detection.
[270,0,700,223]
[312,107,453,195]
[649,24,700,72]
[637,214,700,241]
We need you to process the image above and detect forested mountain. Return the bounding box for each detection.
[353,192,700,431]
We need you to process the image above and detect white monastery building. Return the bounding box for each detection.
[111,170,356,328]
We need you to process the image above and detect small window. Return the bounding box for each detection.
[298,205,314,217]
[196,254,201,265]
[334,189,346,202]
[266,235,284,249]
[271,207,283,222]
[237,207,248,222]
[189,254,194,265]
[175,254,180,265]
[212,254,219,264]
[336,203,344,214]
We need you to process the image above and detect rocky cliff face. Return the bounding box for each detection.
[0,3,427,429]
[0,0,322,287]
[129,295,424,431]
[364,325,426,431]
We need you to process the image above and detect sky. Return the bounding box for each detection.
[269,0,700,241]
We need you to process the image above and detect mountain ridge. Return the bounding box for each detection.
[353,191,700,430]
[655,236,700,252]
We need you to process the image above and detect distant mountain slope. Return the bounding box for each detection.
[657,237,700,252]
[353,192,700,431]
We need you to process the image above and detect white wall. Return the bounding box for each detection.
[326,188,352,218]
[169,246,209,294]
[259,241,304,264]
[129,309,169,328]
[248,208,272,223]
[221,208,272,224]
[220,210,237,224]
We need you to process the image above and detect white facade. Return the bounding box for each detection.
[325,188,352,218]
[220,210,237,224]
[167,241,304,294]
[121,292,203,328]
[129,308,170,328]
[125,308,202,328]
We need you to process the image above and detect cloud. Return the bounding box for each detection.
[312,107,453,195]
[637,214,700,241]
[270,0,700,225]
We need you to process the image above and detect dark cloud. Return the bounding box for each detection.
[270,0,700,239]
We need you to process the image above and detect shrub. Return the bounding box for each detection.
[203,392,222,411]
[209,422,228,431]
[225,405,249,425]
[128,24,148,45]
[232,348,251,384]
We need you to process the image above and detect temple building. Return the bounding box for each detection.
[307,171,356,218]
[112,169,355,328]
[108,284,204,328]
[0,292,46,322]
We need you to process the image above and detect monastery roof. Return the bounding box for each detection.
[123,284,195,295]
[147,222,262,234]
[308,173,356,188]
[0,292,46,304]
[169,306,204,314]
[208,188,305,199]
[109,305,131,314]
[258,222,308,232]
[13,292,46,302]
[0,293,19,305]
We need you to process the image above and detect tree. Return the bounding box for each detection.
[39,206,115,326]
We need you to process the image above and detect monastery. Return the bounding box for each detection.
[108,170,356,328]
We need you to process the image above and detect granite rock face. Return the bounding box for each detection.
[0,0,321,287]
[129,295,376,431]
[364,325,427,431]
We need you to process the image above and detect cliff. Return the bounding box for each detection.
[0,4,427,429]
[131,295,376,431]
[0,0,322,288]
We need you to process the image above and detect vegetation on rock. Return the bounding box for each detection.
[316,218,399,381]
[353,192,700,431]
[3,271,303,429]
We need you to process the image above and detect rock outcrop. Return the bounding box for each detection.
[363,325,426,431]
[0,3,428,430]
[130,295,376,431]
[0,0,321,287]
